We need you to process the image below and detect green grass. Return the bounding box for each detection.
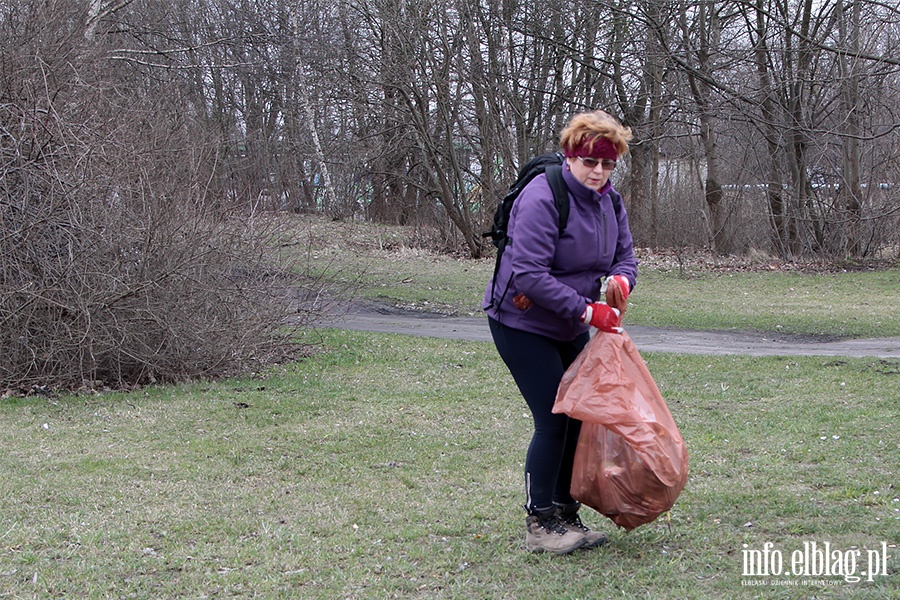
[2,216,897,597]
[1,329,897,598]
[629,269,900,338]
[290,215,493,317]
[288,215,900,338]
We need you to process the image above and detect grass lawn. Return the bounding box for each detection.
[291,214,900,338]
[1,329,897,598]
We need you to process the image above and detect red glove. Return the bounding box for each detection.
[581,302,622,334]
[605,275,631,315]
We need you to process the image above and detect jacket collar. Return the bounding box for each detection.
[561,165,613,200]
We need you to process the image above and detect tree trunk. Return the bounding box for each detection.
[838,0,864,257]
[290,6,335,215]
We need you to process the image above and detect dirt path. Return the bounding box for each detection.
[322,303,900,359]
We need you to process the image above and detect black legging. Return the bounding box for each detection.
[489,317,590,512]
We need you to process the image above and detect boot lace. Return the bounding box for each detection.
[538,513,571,536]
[561,512,590,533]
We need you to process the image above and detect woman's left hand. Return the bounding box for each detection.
[605,275,630,315]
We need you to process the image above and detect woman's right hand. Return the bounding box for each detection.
[581,302,622,334]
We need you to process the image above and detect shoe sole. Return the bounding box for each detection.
[525,538,588,555]
[579,535,609,550]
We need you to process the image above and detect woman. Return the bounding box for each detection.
[483,110,637,554]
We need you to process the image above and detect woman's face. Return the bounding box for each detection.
[566,155,617,191]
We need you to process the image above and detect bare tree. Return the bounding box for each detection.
[9,0,900,392]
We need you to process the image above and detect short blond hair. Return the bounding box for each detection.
[560,110,633,156]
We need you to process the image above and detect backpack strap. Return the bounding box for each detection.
[609,192,622,220]
[544,164,569,236]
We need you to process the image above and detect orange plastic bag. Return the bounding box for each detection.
[553,330,688,530]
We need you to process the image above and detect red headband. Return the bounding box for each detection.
[564,137,618,161]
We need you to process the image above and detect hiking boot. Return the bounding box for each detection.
[524,507,586,554]
[556,503,608,549]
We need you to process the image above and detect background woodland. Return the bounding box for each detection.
[2,0,898,389]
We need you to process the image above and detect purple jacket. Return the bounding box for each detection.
[483,166,638,341]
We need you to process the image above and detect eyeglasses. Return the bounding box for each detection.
[577,156,617,171]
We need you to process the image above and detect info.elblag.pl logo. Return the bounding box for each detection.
[742,541,894,584]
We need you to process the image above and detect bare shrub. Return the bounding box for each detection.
[1,200,292,391]
[0,10,303,393]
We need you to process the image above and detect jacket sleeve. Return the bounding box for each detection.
[506,179,590,320]
[609,190,638,291]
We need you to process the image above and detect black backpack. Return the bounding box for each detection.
[483,152,570,253]
[483,151,622,309]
